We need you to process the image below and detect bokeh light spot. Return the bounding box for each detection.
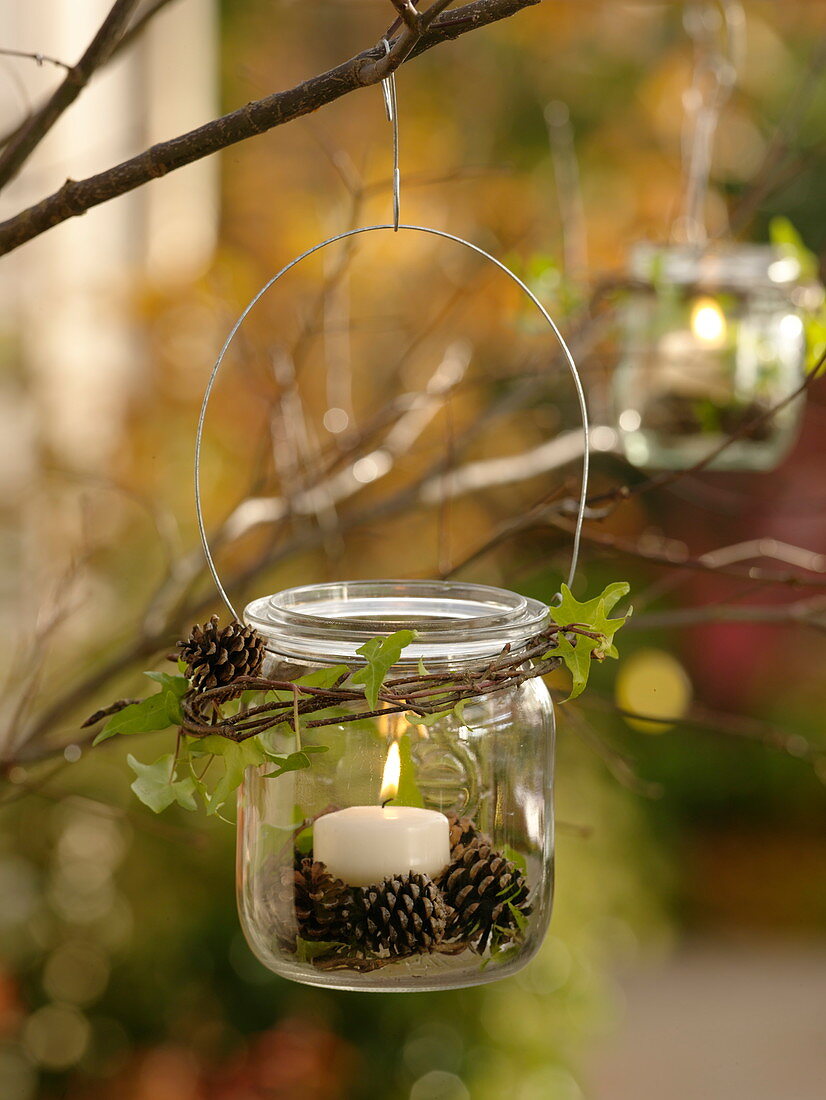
[410,1070,470,1100]
[23,1003,90,1069]
[42,941,110,1006]
[615,648,692,733]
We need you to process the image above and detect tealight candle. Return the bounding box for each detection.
[313,741,451,887]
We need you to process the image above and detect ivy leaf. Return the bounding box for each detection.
[551,635,597,700]
[769,216,819,281]
[294,666,349,690]
[295,937,346,963]
[127,754,197,814]
[502,844,528,874]
[394,736,425,809]
[144,672,190,698]
[190,736,268,817]
[351,630,416,709]
[405,710,452,728]
[264,746,329,779]
[94,672,189,746]
[545,582,631,700]
[549,582,629,629]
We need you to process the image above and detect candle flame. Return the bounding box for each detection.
[379,740,401,803]
[690,297,727,346]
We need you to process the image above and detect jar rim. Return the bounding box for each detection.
[244,579,549,665]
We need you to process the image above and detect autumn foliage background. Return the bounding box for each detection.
[1,2,825,1099]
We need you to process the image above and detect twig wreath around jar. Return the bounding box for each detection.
[85,60,630,992]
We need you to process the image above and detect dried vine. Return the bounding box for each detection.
[177,622,600,743]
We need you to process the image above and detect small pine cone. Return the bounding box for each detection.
[177,615,265,692]
[353,872,449,957]
[446,811,491,856]
[272,858,353,945]
[438,839,531,953]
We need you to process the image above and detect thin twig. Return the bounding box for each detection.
[0,48,71,72]
[0,0,142,191]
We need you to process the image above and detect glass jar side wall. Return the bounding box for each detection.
[613,250,808,471]
[236,669,555,992]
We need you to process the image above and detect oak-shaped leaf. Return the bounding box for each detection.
[544,582,630,700]
[351,630,416,709]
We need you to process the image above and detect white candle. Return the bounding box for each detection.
[313,804,451,887]
[312,740,450,887]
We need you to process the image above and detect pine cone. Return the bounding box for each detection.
[177,615,265,692]
[446,810,491,855]
[438,839,531,953]
[352,872,449,957]
[270,858,353,946]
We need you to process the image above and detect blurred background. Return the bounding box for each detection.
[1,1,825,1097]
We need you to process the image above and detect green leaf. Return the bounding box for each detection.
[549,581,630,629]
[551,635,596,700]
[294,666,349,690]
[545,582,631,700]
[405,710,452,728]
[394,735,425,809]
[127,754,197,814]
[502,844,528,874]
[804,310,826,373]
[264,746,329,779]
[144,672,190,698]
[351,630,416,709]
[295,937,347,963]
[196,737,268,817]
[769,216,819,281]
[295,824,314,856]
[94,672,189,745]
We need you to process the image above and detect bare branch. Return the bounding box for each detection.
[0,0,142,191]
[389,0,425,33]
[0,0,539,257]
[583,695,826,769]
[627,595,826,632]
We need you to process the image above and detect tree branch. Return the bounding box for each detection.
[0,0,142,191]
[0,0,539,257]
[627,596,826,632]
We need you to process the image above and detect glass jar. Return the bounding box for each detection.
[237,580,555,992]
[613,242,814,471]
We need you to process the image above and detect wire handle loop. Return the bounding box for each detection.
[380,38,400,231]
[195,225,590,620]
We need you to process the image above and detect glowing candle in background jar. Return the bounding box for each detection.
[313,741,451,887]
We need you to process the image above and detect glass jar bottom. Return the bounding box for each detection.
[257,938,546,993]
[621,426,797,471]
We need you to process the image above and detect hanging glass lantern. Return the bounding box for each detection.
[236,580,555,991]
[612,242,818,471]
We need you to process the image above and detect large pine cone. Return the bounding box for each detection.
[177,615,265,692]
[446,810,491,855]
[438,838,531,953]
[353,872,449,957]
[270,858,353,946]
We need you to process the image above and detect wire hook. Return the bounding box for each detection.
[380,38,400,231]
[675,0,745,245]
